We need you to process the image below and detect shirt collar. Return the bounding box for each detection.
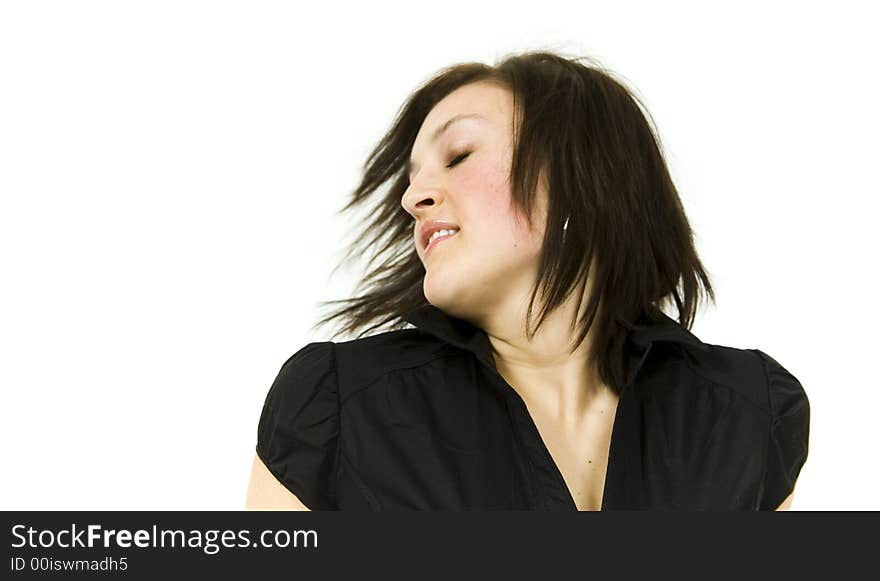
[401,303,709,386]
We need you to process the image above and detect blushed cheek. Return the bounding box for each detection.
[462,167,526,239]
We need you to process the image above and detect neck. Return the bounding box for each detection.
[479,287,613,427]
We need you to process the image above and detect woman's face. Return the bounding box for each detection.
[402,81,548,325]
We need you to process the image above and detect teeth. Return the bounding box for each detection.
[428,228,459,245]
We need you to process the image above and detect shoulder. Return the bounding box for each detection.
[271,327,462,406]
[647,340,810,510]
[675,343,772,413]
[331,327,458,399]
[666,340,809,421]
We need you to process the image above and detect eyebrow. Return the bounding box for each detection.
[407,113,486,179]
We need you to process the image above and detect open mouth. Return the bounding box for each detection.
[425,228,459,253]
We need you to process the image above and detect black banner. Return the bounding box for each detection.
[2,511,875,578]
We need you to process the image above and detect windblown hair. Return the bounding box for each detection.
[312,49,715,395]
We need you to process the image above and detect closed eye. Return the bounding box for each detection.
[446,151,471,169]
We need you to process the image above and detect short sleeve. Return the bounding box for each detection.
[754,349,810,510]
[256,341,339,510]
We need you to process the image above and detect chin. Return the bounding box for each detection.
[423,272,465,310]
[423,276,453,308]
[424,277,489,324]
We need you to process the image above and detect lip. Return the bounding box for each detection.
[418,220,460,253]
[424,229,459,254]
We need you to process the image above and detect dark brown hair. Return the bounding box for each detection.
[312,49,715,395]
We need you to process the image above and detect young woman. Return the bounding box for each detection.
[246,51,809,511]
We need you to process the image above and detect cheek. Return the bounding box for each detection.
[459,164,530,242]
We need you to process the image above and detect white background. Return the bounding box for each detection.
[1,1,876,510]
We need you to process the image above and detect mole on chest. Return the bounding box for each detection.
[530,405,617,511]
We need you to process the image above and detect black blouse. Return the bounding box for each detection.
[256,304,810,510]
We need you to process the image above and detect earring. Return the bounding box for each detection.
[562,216,569,232]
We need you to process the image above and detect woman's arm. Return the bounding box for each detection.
[245,454,312,510]
[775,491,794,511]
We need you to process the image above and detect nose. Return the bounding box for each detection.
[401,181,443,219]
